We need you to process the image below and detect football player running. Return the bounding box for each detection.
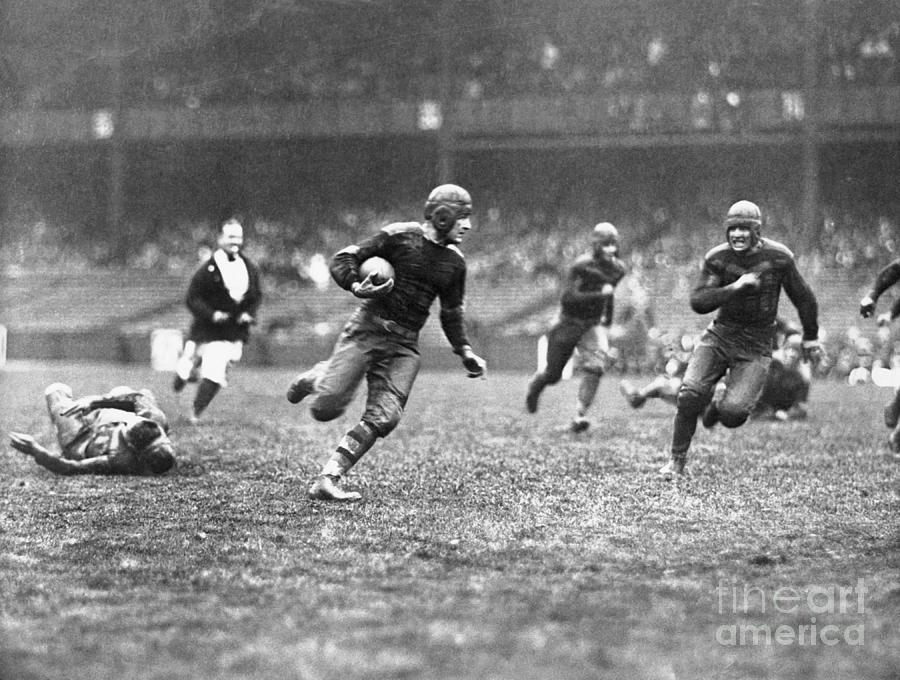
[659,200,822,479]
[286,184,486,501]
[525,221,626,432]
[859,256,900,450]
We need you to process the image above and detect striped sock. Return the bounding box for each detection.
[320,422,377,477]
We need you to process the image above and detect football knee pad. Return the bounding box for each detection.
[718,403,750,429]
[675,386,707,417]
[363,393,405,437]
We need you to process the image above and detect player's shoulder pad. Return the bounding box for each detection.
[446,244,464,259]
[704,242,732,261]
[572,253,595,269]
[334,244,360,256]
[759,237,795,259]
[381,221,424,236]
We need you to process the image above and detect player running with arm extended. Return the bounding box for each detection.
[285,184,486,501]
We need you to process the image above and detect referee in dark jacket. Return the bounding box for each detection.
[174,218,263,423]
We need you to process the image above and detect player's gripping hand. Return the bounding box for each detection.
[60,397,95,417]
[734,272,761,291]
[351,272,394,299]
[237,312,255,325]
[801,339,824,365]
[859,295,876,319]
[877,312,892,327]
[212,310,230,323]
[460,347,487,379]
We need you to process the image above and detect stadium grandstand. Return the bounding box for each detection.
[1,0,898,372]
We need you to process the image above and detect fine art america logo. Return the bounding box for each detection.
[715,579,867,647]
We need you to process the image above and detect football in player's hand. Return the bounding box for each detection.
[360,257,395,284]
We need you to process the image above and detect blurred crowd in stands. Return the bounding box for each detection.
[2,193,897,289]
[3,196,900,381]
[2,0,897,111]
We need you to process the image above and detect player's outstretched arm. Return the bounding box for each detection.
[10,432,112,475]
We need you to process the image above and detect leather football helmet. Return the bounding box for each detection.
[725,200,762,230]
[725,200,762,249]
[424,184,472,233]
[592,222,619,245]
[592,222,619,258]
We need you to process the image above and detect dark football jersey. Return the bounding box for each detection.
[691,238,818,344]
[559,253,627,323]
[330,222,470,348]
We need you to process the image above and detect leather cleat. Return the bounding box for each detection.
[659,459,688,480]
[172,375,186,394]
[570,417,590,433]
[308,475,361,501]
[287,372,315,404]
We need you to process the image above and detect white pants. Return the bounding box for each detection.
[176,340,243,387]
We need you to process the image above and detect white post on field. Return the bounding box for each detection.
[150,328,183,372]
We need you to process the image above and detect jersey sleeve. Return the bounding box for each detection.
[689,257,731,315]
[32,450,116,475]
[782,261,819,341]
[438,259,471,352]
[329,230,392,291]
[869,260,900,302]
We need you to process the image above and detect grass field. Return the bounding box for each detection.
[1,362,898,680]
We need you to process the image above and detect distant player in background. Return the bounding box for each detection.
[660,200,822,479]
[173,218,263,423]
[10,383,175,475]
[859,257,900,450]
[620,332,693,409]
[525,222,626,432]
[286,184,487,501]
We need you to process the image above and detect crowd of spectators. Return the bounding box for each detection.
[2,194,897,287]
[4,193,900,381]
[4,0,898,111]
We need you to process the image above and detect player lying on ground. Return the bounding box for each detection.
[619,333,693,409]
[10,383,175,475]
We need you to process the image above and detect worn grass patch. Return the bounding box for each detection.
[1,364,898,679]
